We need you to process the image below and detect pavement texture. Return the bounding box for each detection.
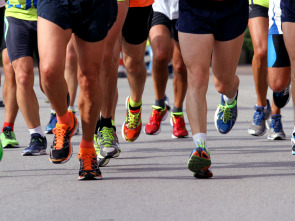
[0,65,294,221]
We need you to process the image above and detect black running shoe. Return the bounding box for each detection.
[273,86,290,108]
[78,148,102,180]
[22,133,47,156]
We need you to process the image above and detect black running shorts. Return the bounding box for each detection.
[249,4,268,19]
[151,11,178,42]
[268,34,290,68]
[122,5,153,45]
[4,16,38,63]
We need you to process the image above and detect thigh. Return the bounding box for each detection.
[212,33,244,81]
[248,16,269,53]
[122,6,153,45]
[5,17,36,63]
[122,39,147,65]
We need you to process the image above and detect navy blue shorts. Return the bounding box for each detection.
[281,0,295,22]
[176,0,249,41]
[268,34,290,68]
[151,12,178,42]
[4,17,38,63]
[38,0,118,42]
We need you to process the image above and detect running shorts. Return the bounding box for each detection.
[122,5,153,45]
[267,34,290,68]
[37,0,118,42]
[4,16,38,63]
[176,0,249,41]
[281,0,295,23]
[151,11,178,42]
[249,4,268,18]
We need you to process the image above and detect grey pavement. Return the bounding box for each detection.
[0,65,294,221]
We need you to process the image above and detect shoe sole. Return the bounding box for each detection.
[45,130,53,134]
[267,135,286,140]
[98,157,110,167]
[78,174,103,180]
[49,113,77,164]
[3,144,20,148]
[188,155,211,174]
[121,96,142,142]
[248,128,266,136]
[144,110,168,135]
[22,149,46,156]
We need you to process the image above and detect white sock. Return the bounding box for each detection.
[224,92,237,105]
[255,104,268,109]
[68,106,75,112]
[51,109,56,114]
[192,133,207,148]
[29,126,44,137]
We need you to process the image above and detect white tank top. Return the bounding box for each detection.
[152,0,179,20]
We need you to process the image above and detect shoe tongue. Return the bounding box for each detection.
[255,106,264,111]
[79,148,95,155]
[130,109,140,114]
[56,123,68,129]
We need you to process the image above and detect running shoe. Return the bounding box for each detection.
[188,140,212,179]
[98,126,120,158]
[292,133,295,155]
[94,134,110,167]
[164,95,171,111]
[267,115,286,140]
[0,141,3,161]
[22,133,47,156]
[170,113,188,138]
[69,109,79,135]
[122,96,142,142]
[248,100,271,136]
[273,86,290,108]
[78,148,102,180]
[49,111,77,164]
[214,94,238,134]
[144,105,167,135]
[45,112,57,134]
[0,127,20,148]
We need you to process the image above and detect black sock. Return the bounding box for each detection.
[172,106,183,113]
[155,98,166,109]
[95,119,100,134]
[99,116,112,130]
[129,104,141,111]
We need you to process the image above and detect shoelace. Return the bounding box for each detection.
[53,125,67,150]
[270,117,282,132]
[195,139,210,155]
[30,135,43,146]
[253,109,264,125]
[217,104,232,123]
[3,128,13,139]
[173,115,185,130]
[149,109,162,125]
[100,128,114,147]
[127,109,140,128]
[79,152,96,171]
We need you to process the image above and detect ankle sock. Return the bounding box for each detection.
[100,116,112,130]
[129,97,142,110]
[224,92,237,105]
[29,126,44,137]
[172,106,183,113]
[155,98,166,109]
[2,122,14,132]
[192,133,207,148]
[80,138,94,149]
[57,111,71,126]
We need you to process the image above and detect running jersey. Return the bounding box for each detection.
[269,0,282,34]
[0,0,5,8]
[130,0,154,7]
[153,0,178,20]
[249,0,268,8]
[5,0,37,21]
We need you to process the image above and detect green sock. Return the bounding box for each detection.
[129,98,142,108]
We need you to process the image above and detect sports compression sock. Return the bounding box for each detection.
[57,111,71,126]
[2,122,14,132]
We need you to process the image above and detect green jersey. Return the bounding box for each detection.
[249,0,269,8]
[5,0,37,21]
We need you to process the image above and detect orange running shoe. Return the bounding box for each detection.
[49,111,77,164]
[170,113,188,138]
[144,105,167,135]
[78,148,102,180]
[121,96,142,142]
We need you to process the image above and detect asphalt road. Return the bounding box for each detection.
[0,65,294,221]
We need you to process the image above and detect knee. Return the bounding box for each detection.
[16,71,33,89]
[269,79,288,92]
[78,67,98,92]
[124,58,144,75]
[187,69,208,91]
[254,47,267,61]
[40,64,61,88]
[153,50,170,65]
[173,62,187,77]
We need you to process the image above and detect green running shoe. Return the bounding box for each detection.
[188,140,212,179]
[0,127,20,148]
[0,141,3,161]
[94,134,110,167]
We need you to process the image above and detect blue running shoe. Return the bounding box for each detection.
[248,100,271,136]
[188,140,212,179]
[267,114,286,140]
[45,112,57,134]
[22,133,47,156]
[273,86,290,108]
[214,94,238,134]
[291,133,295,155]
